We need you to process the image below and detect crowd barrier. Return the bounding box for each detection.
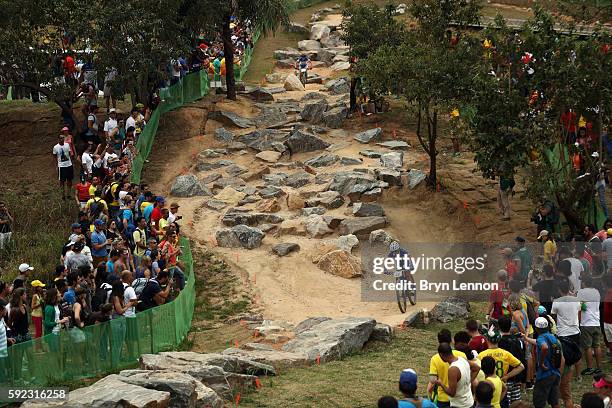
[1,237,195,389]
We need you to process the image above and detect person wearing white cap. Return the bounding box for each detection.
[528,316,563,408]
[537,230,556,266]
[104,108,119,142]
[13,264,33,290]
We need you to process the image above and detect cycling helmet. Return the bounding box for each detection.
[389,241,400,252]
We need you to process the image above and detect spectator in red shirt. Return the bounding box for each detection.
[150,196,165,237]
[488,269,509,320]
[466,319,488,353]
[74,176,92,210]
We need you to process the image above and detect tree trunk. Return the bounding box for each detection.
[427,109,438,188]
[222,16,236,101]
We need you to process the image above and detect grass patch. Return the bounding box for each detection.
[0,189,75,283]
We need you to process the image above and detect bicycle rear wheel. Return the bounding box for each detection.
[395,276,408,313]
[407,274,417,305]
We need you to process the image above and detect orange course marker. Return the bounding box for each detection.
[462,201,469,210]
[234,393,241,406]
[255,378,262,389]
[316,355,321,365]
[234,339,239,348]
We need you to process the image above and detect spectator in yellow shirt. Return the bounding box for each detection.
[428,329,467,405]
[538,230,556,265]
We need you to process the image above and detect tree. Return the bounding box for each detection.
[349,0,481,187]
[183,0,290,100]
[466,8,612,232]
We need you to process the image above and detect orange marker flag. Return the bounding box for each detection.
[234,393,241,406]
[255,378,262,389]
[462,201,469,210]
[316,355,321,365]
[234,339,239,348]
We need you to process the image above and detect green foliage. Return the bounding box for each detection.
[340,1,404,59]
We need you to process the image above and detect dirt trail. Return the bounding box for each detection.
[146,11,535,327]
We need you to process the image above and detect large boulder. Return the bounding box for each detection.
[307,191,344,209]
[316,49,336,64]
[369,229,395,246]
[380,152,404,169]
[21,374,172,408]
[339,217,387,236]
[377,168,403,187]
[328,171,378,196]
[117,370,223,408]
[337,234,359,253]
[317,250,362,278]
[286,22,310,34]
[294,317,332,334]
[354,128,383,144]
[208,110,253,129]
[321,34,345,48]
[285,172,312,188]
[256,150,282,163]
[310,24,331,40]
[298,39,322,51]
[430,297,471,323]
[322,106,348,128]
[285,129,330,154]
[221,348,308,370]
[222,211,283,227]
[377,140,410,150]
[171,175,212,197]
[282,317,377,362]
[300,99,328,123]
[352,202,385,217]
[284,74,305,92]
[325,78,350,95]
[216,225,265,249]
[273,47,302,60]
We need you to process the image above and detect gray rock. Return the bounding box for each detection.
[322,106,348,128]
[256,150,282,163]
[272,243,301,257]
[307,191,345,209]
[265,72,288,83]
[362,187,383,202]
[221,348,307,370]
[304,154,339,168]
[325,78,350,95]
[359,149,384,159]
[328,171,378,196]
[323,215,345,229]
[238,196,261,206]
[273,47,301,60]
[20,374,172,408]
[333,54,350,63]
[369,229,395,246]
[196,160,230,172]
[199,148,227,158]
[285,171,312,188]
[246,87,275,102]
[340,157,363,165]
[201,173,222,184]
[302,206,326,216]
[263,173,289,186]
[353,202,385,217]
[354,128,383,144]
[226,141,248,151]
[204,199,228,212]
[301,92,327,102]
[310,24,331,40]
[286,22,309,34]
[300,99,328,123]
[259,186,285,199]
[381,151,404,169]
[339,217,387,236]
[285,129,330,154]
[330,61,350,71]
[304,214,334,237]
[282,317,377,363]
[212,177,246,189]
[208,110,253,129]
[408,169,427,189]
[430,297,471,323]
[276,58,297,68]
[215,127,235,143]
[369,323,394,343]
[298,39,322,51]
[315,173,332,184]
[284,74,305,92]
[171,175,212,197]
[337,234,359,252]
[226,164,248,177]
[321,34,345,48]
[222,212,284,227]
[377,140,410,150]
[377,168,402,186]
[216,225,265,249]
[294,317,332,334]
[316,49,336,64]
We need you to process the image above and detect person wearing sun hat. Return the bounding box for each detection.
[397,368,436,408]
[537,229,557,266]
[13,263,33,290]
[531,316,562,408]
[30,280,45,339]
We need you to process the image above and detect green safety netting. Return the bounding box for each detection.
[0,237,194,391]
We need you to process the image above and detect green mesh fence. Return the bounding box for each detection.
[0,237,195,392]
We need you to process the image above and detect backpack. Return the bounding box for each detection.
[132,278,149,297]
[89,197,104,220]
[135,279,157,312]
[543,334,563,369]
[522,294,537,326]
[500,334,527,382]
[91,283,112,312]
[104,182,119,204]
[559,336,582,366]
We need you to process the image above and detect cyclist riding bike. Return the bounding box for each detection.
[385,241,417,311]
[295,54,312,85]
